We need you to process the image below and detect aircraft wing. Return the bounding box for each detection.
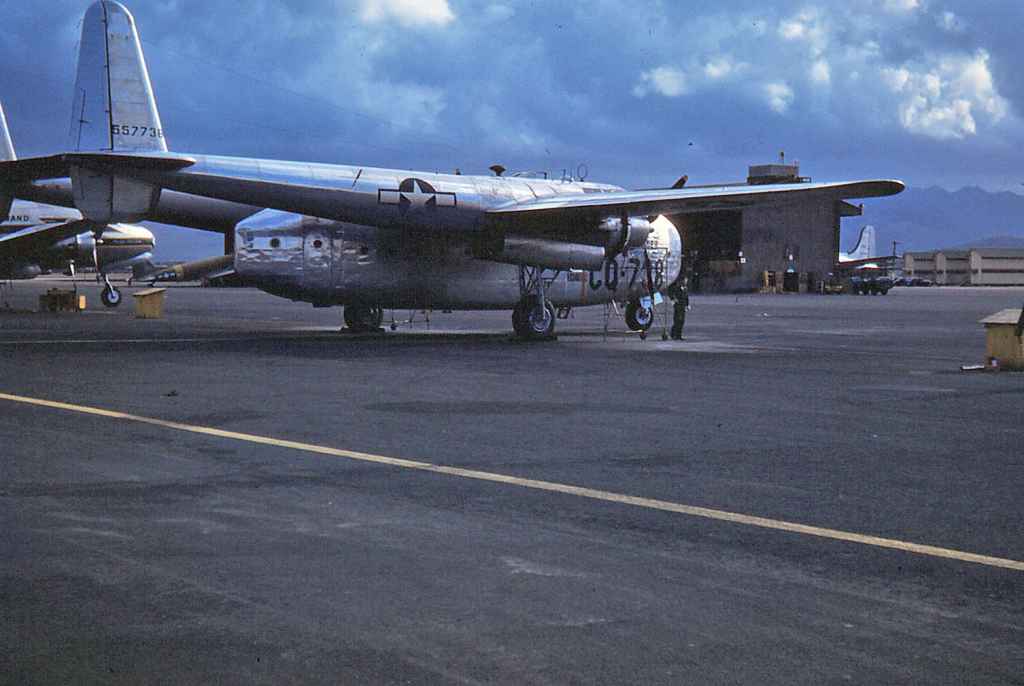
[0,220,93,258]
[1,153,904,235]
[486,180,905,221]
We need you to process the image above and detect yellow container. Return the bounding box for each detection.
[132,287,167,319]
[979,309,1024,370]
[38,288,84,312]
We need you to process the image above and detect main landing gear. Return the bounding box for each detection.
[512,265,556,340]
[100,277,122,308]
[343,304,383,332]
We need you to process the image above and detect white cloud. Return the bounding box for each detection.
[810,59,831,85]
[704,57,736,80]
[764,82,794,113]
[619,5,1014,143]
[779,18,806,40]
[881,51,1008,139]
[881,66,911,92]
[482,4,515,24]
[359,0,455,28]
[881,0,921,13]
[777,9,828,54]
[937,10,963,32]
[633,66,688,98]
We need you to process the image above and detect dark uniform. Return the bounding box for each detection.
[668,279,689,339]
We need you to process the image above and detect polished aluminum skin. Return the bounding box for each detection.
[1,1,905,321]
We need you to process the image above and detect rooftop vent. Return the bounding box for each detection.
[747,163,807,185]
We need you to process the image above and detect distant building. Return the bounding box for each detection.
[672,162,864,293]
[903,249,1024,286]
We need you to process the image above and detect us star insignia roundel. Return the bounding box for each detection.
[378,178,457,213]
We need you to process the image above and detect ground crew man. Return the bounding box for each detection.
[668,277,689,340]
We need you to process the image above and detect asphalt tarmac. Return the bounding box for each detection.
[1,278,1023,685]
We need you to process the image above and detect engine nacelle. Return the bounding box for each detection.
[4,263,43,280]
[52,232,96,264]
[488,235,607,271]
[475,213,657,271]
[600,216,653,257]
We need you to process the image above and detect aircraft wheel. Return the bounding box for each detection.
[512,297,555,339]
[624,300,653,332]
[344,304,383,332]
[100,285,122,308]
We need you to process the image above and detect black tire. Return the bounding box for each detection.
[344,304,383,332]
[512,297,555,339]
[511,301,530,338]
[100,285,122,308]
[624,300,653,332]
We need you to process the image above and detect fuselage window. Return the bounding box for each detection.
[269,238,281,249]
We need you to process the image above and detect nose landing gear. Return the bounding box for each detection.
[100,277,122,308]
[624,299,653,332]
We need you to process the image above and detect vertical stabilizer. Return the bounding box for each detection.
[68,1,164,223]
[0,102,14,220]
[846,225,876,261]
[70,1,167,153]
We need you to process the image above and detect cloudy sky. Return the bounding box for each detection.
[2,0,1022,198]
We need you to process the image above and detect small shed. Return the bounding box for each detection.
[132,287,167,319]
[979,308,1024,370]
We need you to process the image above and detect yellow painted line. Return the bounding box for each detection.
[2,391,1022,573]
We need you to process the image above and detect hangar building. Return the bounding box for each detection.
[673,162,864,293]
[903,249,1024,286]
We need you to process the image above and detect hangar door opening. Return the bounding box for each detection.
[675,210,743,293]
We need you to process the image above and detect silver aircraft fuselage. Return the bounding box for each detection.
[233,209,681,310]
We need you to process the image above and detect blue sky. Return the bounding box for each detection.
[2,1,1023,255]
[3,1,1022,189]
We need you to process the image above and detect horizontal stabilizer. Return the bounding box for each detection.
[0,152,195,184]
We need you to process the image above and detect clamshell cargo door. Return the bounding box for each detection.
[303,223,333,291]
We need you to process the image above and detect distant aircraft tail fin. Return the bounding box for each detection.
[69,1,167,154]
[0,102,15,162]
[0,102,14,219]
[846,225,876,261]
